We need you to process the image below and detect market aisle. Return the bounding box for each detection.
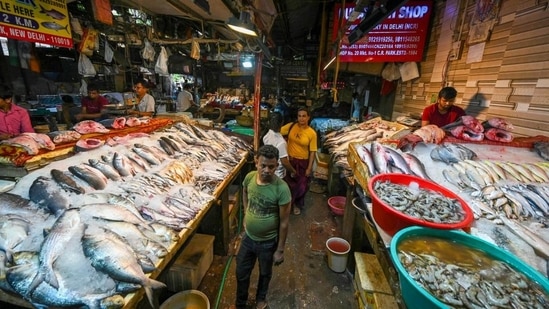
[197,188,358,309]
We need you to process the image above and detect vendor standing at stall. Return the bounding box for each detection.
[421,86,465,127]
[75,84,108,122]
[0,84,34,140]
[131,79,155,117]
[176,84,198,115]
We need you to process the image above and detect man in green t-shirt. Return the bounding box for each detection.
[233,145,291,309]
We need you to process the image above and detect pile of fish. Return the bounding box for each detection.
[534,141,549,161]
[373,180,466,224]
[412,124,445,144]
[442,116,514,143]
[430,143,478,164]
[353,141,431,180]
[0,122,251,308]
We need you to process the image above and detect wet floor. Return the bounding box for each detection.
[194,184,358,309]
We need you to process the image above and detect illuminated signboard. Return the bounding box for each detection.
[333,0,432,62]
[0,0,73,48]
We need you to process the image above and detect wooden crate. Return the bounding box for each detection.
[162,234,215,292]
[354,252,397,309]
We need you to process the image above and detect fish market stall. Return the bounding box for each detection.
[0,120,252,308]
[345,132,549,308]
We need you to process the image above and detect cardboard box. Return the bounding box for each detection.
[162,234,214,292]
[354,252,397,309]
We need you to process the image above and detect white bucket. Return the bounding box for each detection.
[326,237,350,273]
[160,290,210,309]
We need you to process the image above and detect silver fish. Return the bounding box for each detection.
[88,158,121,181]
[355,144,375,176]
[28,209,84,294]
[29,176,70,216]
[82,227,166,308]
[40,21,69,33]
[78,203,152,231]
[51,169,85,194]
[0,192,48,218]
[112,151,136,176]
[0,215,29,262]
[371,141,390,174]
[133,147,162,165]
[68,164,108,190]
[383,146,413,175]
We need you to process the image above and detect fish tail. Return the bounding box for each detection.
[64,24,69,34]
[144,279,167,307]
[39,4,45,13]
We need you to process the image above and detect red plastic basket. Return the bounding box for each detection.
[367,173,474,236]
[328,196,346,216]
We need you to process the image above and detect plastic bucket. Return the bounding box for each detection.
[325,237,350,273]
[160,290,210,309]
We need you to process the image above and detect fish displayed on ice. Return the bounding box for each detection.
[0,215,29,262]
[482,117,514,131]
[29,176,71,216]
[82,226,166,307]
[50,169,85,194]
[68,164,108,190]
[99,117,126,129]
[76,138,105,152]
[533,141,549,161]
[72,120,110,134]
[446,125,485,141]
[125,117,142,127]
[484,128,513,143]
[430,143,477,164]
[28,209,85,294]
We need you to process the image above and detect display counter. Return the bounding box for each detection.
[0,119,251,308]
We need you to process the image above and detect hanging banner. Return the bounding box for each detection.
[333,0,432,62]
[0,0,73,48]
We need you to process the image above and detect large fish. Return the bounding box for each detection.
[443,115,484,133]
[355,144,375,176]
[446,125,484,141]
[51,169,85,194]
[370,141,390,174]
[0,215,29,262]
[533,141,549,161]
[7,251,124,309]
[72,120,110,134]
[68,164,108,190]
[0,193,48,218]
[88,158,122,181]
[112,152,136,176]
[28,209,85,294]
[401,152,431,180]
[82,227,166,307]
[29,176,71,216]
[383,145,413,174]
[484,128,513,143]
[482,117,514,131]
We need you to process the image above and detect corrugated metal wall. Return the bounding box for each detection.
[393,0,549,137]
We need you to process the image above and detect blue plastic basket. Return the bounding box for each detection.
[390,226,549,309]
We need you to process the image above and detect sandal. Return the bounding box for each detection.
[256,301,268,309]
[293,207,301,215]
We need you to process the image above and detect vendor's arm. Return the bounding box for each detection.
[421,120,430,127]
[305,150,316,177]
[274,200,291,264]
[0,133,13,141]
[75,107,103,121]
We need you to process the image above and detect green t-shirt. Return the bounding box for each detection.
[243,171,291,241]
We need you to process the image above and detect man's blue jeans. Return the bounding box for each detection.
[235,234,277,308]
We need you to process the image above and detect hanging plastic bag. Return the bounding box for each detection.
[78,28,99,56]
[141,38,156,62]
[78,53,97,77]
[190,40,200,60]
[79,79,88,96]
[155,46,169,75]
[104,41,114,63]
[381,62,401,81]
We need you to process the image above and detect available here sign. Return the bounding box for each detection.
[333,0,432,62]
[0,0,72,48]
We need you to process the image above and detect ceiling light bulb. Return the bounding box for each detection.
[242,60,253,68]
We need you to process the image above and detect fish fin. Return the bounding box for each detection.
[27,272,44,296]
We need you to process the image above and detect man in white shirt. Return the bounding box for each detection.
[176,84,198,115]
[262,112,297,179]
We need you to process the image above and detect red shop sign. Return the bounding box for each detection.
[333,0,433,63]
